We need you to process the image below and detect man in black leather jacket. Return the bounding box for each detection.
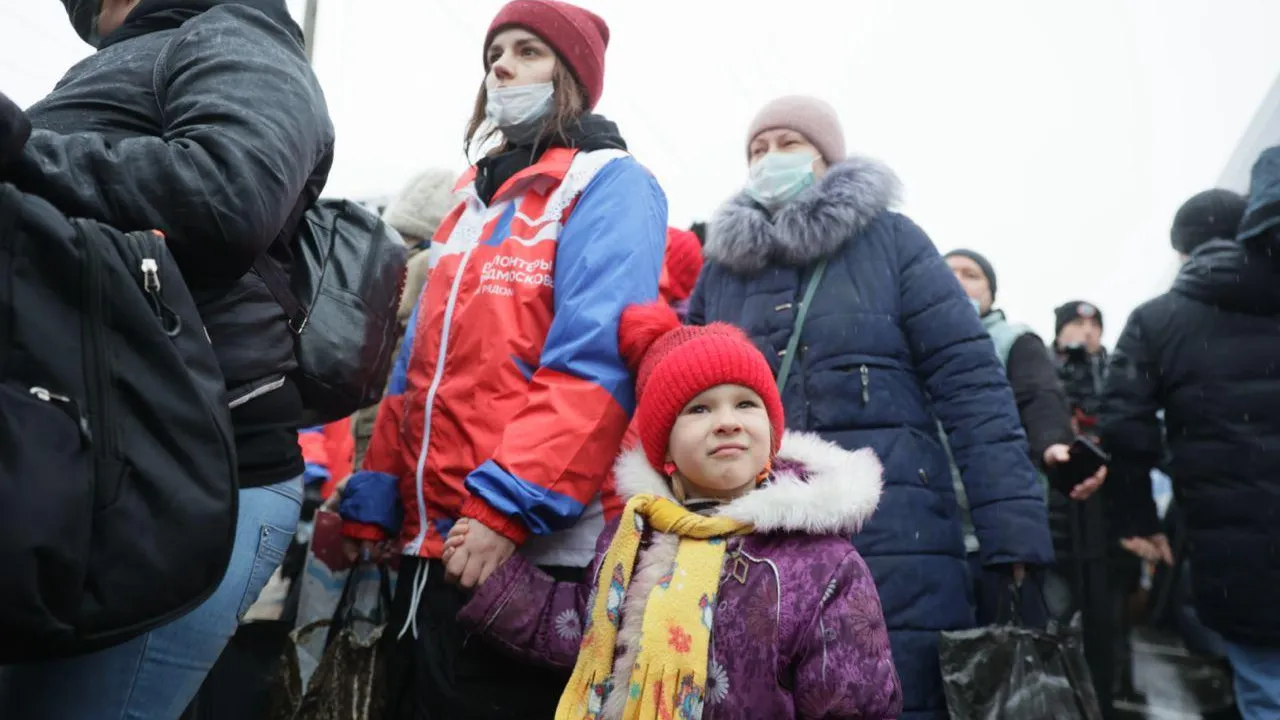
[0,1,332,716]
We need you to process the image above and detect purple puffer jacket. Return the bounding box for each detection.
[459,431,903,719]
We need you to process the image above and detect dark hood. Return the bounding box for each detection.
[1238,146,1280,254]
[64,0,304,50]
[474,112,626,205]
[1173,239,1280,315]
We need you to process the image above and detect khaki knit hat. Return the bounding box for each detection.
[746,95,846,165]
[382,168,458,244]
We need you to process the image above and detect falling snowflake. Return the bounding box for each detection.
[555,608,582,641]
[706,657,730,705]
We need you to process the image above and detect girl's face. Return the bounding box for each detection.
[667,384,772,501]
[485,27,557,91]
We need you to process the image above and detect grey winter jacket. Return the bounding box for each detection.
[13,0,334,483]
[14,0,333,400]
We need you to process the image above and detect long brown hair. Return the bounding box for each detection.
[464,61,590,160]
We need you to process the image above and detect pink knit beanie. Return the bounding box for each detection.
[746,95,846,165]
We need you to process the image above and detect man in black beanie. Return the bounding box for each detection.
[1171,188,1248,263]
[1053,300,1107,431]
[1099,187,1280,718]
[946,249,1116,709]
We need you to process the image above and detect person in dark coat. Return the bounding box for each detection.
[0,1,333,717]
[1099,185,1280,718]
[688,94,1053,720]
[945,249,1127,709]
[1234,148,1280,259]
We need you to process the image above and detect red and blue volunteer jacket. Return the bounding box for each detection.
[338,148,666,564]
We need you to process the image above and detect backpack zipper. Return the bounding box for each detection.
[30,386,93,447]
[80,223,114,457]
[860,365,870,404]
[135,232,182,337]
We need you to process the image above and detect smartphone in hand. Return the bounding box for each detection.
[1050,436,1109,496]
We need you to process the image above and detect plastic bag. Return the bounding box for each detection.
[268,561,392,720]
[285,510,396,688]
[940,586,1102,720]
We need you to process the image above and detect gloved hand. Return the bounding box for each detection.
[0,91,32,171]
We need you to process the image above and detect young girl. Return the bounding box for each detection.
[445,303,902,719]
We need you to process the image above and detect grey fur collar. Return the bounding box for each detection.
[613,431,883,537]
[705,156,902,274]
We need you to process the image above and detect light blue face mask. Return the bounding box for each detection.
[969,297,982,315]
[745,151,818,211]
[486,82,554,144]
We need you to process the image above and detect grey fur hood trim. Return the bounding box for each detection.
[705,156,902,274]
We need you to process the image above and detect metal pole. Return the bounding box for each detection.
[302,0,319,62]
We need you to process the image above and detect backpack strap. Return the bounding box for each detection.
[776,258,827,391]
[253,191,314,334]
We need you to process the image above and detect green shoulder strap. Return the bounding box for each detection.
[776,259,828,391]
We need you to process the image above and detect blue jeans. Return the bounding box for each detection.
[1224,639,1280,719]
[0,476,302,720]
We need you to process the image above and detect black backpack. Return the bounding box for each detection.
[0,183,238,662]
[255,199,409,426]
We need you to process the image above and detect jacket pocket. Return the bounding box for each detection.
[0,382,95,636]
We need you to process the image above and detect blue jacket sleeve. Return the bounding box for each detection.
[894,215,1053,567]
[462,155,668,542]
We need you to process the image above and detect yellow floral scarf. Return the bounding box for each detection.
[556,494,753,720]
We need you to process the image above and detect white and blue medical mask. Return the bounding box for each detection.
[745,151,819,211]
[486,82,554,143]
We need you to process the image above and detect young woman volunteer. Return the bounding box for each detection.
[337,1,668,717]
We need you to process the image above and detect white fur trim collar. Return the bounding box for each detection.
[612,431,883,536]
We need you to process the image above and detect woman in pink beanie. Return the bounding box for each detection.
[688,95,1054,720]
[336,1,668,717]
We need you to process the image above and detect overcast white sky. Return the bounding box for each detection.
[5,1,1280,343]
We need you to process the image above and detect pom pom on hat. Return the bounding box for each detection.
[618,303,785,473]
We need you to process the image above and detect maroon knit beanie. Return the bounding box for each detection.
[618,303,785,473]
[484,0,609,110]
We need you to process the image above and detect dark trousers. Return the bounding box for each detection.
[382,557,581,720]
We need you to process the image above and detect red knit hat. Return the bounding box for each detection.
[619,303,785,473]
[485,0,610,110]
[663,227,704,303]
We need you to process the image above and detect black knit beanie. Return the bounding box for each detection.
[944,249,997,299]
[1055,300,1103,338]
[1171,189,1247,254]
